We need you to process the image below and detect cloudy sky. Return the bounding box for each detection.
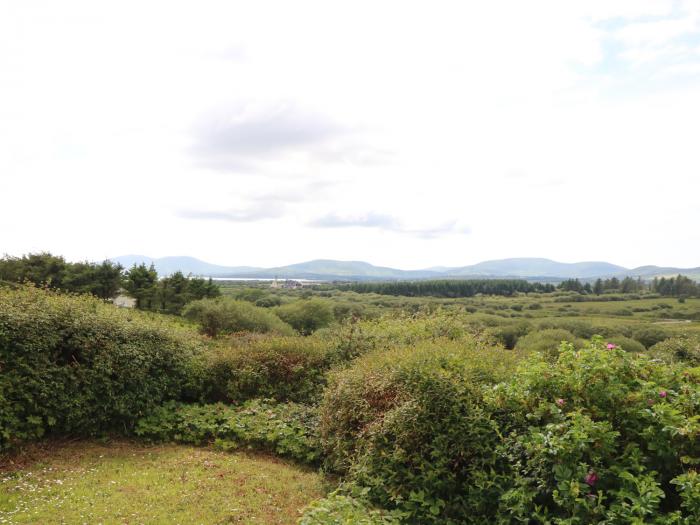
[1,1,699,269]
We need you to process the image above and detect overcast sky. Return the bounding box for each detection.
[1,1,699,269]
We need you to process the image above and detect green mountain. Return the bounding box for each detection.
[109,255,699,282]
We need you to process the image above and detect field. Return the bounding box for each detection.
[1,281,699,524]
[0,441,324,524]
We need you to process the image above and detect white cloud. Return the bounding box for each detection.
[1,1,699,269]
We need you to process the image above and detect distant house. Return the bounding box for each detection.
[270,278,305,289]
[112,294,137,308]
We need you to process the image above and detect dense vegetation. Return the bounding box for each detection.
[344,278,556,297]
[2,269,700,523]
[0,285,202,450]
[0,252,220,314]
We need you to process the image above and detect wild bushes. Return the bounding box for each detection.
[196,335,334,404]
[319,336,700,523]
[135,400,321,464]
[514,328,584,359]
[319,338,521,522]
[182,297,294,337]
[275,299,335,335]
[0,285,202,450]
[649,335,700,366]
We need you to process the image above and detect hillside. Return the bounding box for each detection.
[109,255,700,281]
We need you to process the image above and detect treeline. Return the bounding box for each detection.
[0,253,219,313]
[558,275,699,297]
[122,263,220,314]
[342,279,556,297]
[0,253,123,299]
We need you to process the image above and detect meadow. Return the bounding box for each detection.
[1,278,699,524]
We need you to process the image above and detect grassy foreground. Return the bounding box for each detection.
[0,441,325,524]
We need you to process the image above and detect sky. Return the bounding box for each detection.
[1,1,700,270]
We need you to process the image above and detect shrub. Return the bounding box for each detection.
[182,297,294,337]
[632,325,670,349]
[486,321,532,349]
[649,335,700,366]
[197,335,333,404]
[319,337,520,523]
[254,295,282,308]
[299,493,402,524]
[275,299,335,335]
[537,318,597,339]
[0,285,202,450]
[488,339,700,522]
[135,400,321,464]
[514,328,584,360]
[605,335,646,354]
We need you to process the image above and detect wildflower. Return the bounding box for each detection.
[606,343,617,350]
[584,471,598,487]
[555,398,565,407]
[659,390,667,398]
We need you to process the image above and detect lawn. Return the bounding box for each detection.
[0,441,325,525]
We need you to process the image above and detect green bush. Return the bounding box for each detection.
[319,335,700,523]
[198,335,333,404]
[0,285,202,450]
[275,299,335,335]
[537,318,598,339]
[632,325,670,348]
[182,297,294,337]
[299,493,402,524]
[514,328,584,360]
[605,335,646,354]
[649,335,700,366]
[135,400,321,464]
[486,320,532,349]
[319,337,520,523]
[488,339,700,523]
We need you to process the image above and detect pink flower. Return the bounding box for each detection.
[584,471,598,487]
[556,398,565,407]
[659,390,667,398]
[606,343,617,350]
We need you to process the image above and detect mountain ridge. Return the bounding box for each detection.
[108,255,700,282]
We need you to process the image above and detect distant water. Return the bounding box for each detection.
[208,277,322,283]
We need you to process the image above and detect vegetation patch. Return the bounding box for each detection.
[0,440,324,524]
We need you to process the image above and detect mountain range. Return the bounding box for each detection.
[109,255,700,282]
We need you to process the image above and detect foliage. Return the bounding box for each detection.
[606,334,647,354]
[182,297,294,337]
[318,334,699,523]
[124,264,220,314]
[514,328,585,359]
[0,441,324,524]
[134,400,321,464]
[488,338,700,523]
[319,338,520,523]
[0,285,202,450]
[0,252,123,299]
[632,325,671,348]
[649,335,700,366]
[299,492,402,525]
[197,335,333,404]
[275,299,335,335]
[344,279,555,297]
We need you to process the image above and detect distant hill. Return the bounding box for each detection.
[447,258,627,279]
[249,260,441,280]
[109,255,261,277]
[109,255,699,282]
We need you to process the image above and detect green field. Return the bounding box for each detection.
[0,441,324,525]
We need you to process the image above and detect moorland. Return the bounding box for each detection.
[1,253,699,524]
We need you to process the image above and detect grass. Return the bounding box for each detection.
[0,440,325,525]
